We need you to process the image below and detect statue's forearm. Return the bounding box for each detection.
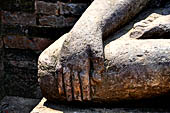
[71,0,151,40]
[61,0,152,66]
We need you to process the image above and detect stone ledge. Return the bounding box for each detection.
[0,96,40,113]
[31,98,170,113]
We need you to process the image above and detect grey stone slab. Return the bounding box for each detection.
[0,96,40,113]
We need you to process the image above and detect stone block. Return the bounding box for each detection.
[3,35,54,51]
[0,0,34,12]
[35,1,59,15]
[59,2,88,16]
[1,11,36,26]
[0,96,40,113]
[39,15,77,28]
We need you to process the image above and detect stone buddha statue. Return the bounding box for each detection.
[38,0,170,103]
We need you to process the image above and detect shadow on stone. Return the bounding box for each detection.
[39,93,170,113]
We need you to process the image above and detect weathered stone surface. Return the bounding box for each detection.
[39,15,77,28]
[3,35,54,51]
[1,11,36,26]
[97,39,170,102]
[35,1,59,15]
[38,0,170,103]
[130,15,170,39]
[39,0,152,102]
[104,4,170,44]
[59,2,88,16]
[39,37,170,102]
[0,96,40,113]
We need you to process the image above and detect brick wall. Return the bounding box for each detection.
[0,0,91,100]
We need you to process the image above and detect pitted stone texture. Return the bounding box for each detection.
[104,5,170,43]
[56,0,151,101]
[38,0,153,102]
[130,15,170,39]
[38,0,170,102]
[97,39,170,102]
[38,34,67,101]
[39,37,170,102]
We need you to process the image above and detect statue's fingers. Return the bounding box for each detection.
[72,70,82,101]
[57,68,65,97]
[79,58,91,101]
[63,66,73,101]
